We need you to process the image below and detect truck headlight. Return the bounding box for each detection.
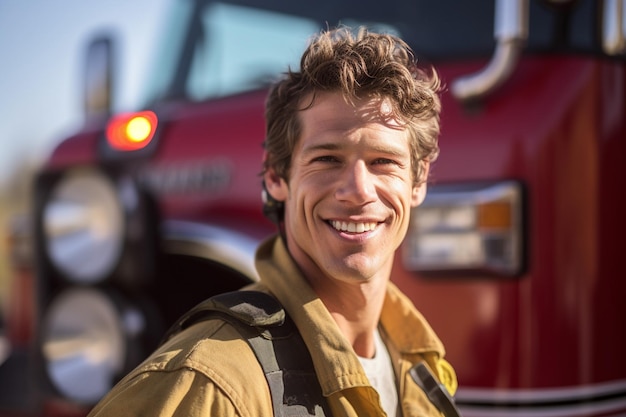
[404,181,524,276]
[42,288,144,404]
[43,169,124,284]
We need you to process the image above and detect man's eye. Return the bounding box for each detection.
[373,158,397,165]
[313,155,339,163]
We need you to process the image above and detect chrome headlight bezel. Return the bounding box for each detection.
[40,168,126,284]
[403,181,525,277]
[41,288,145,404]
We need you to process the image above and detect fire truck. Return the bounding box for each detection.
[1,0,625,415]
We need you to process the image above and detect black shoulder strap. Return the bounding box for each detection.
[161,291,331,417]
[410,362,461,417]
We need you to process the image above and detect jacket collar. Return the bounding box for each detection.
[254,235,444,396]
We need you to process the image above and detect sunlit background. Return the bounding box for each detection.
[0,0,171,303]
[1,1,624,414]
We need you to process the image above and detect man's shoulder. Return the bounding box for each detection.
[87,317,271,416]
[141,317,266,379]
[91,317,271,417]
[145,289,278,374]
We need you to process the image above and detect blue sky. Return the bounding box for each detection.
[0,0,171,186]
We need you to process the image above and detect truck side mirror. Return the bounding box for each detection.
[84,35,115,121]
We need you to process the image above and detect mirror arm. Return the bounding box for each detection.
[451,0,528,103]
[603,0,626,56]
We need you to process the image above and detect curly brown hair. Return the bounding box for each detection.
[264,26,441,186]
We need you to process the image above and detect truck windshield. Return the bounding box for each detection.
[186,3,319,100]
[143,0,599,104]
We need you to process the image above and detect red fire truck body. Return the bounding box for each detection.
[1,0,625,416]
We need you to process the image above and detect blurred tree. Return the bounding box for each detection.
[0,157,38,306]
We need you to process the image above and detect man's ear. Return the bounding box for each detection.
[411,162,429,207]
[412,182,427,207]
[263,167,288,202]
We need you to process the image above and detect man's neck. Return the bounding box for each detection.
[314,277,388,358]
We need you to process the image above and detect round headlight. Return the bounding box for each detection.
[43,169,124,283]
[42,288,128,404]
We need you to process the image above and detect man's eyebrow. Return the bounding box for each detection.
[373,145,409,158]
[300,142,343,155]
[301,142,408,157]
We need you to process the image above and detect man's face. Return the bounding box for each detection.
[264,92,427,286]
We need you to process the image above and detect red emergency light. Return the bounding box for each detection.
[106,111,158,151]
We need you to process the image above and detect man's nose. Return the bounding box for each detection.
[334,161,377,204]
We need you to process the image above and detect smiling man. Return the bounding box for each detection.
[265,91,428,356]
[259,27,457,416]
[88,27,458,417]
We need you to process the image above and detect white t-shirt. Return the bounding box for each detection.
[358,329,399,417]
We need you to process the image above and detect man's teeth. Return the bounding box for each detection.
[330,220,378,233]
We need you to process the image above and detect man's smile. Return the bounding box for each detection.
[329,220,380,234]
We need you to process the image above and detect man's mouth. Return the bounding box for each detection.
[329,220,378,234]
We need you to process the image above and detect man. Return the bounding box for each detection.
[88,27,457,417]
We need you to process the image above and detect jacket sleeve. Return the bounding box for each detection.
[88,318,274,417]
[87,366,244,417]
